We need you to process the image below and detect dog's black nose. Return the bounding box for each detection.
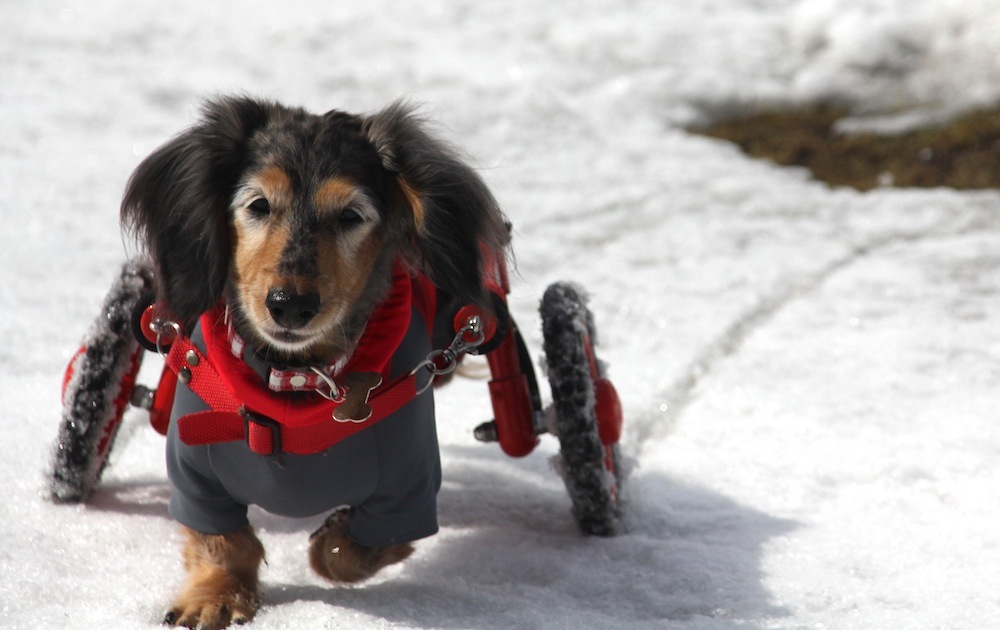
[265,289,320,329]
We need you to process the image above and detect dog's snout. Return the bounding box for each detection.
[265,289,320,329]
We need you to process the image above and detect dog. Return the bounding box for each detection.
[121,95,509,628]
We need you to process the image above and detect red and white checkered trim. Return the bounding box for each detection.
[226,320,346,393]
[267,358,348,392]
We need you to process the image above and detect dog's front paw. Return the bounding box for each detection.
[165,526,265,629]
[309,510,414,583]
[163,584,260,630]
[163,571,260,629]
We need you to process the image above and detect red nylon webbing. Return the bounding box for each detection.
[166,335,425,456]
[166,338,241,413]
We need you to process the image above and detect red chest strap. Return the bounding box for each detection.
[166,336,426,456]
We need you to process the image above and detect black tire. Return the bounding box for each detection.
[540,282,623,536]
[50,260,154,503]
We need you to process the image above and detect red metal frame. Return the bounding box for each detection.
[450,248,541,457]
[580,327,623,499]
[484,324,539,457]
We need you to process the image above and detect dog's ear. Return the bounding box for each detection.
[121,96,277,326]
[363,101,509,310]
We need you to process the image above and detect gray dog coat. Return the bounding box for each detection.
[165,304,441,549]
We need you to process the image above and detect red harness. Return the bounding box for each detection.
[165,265,443,456]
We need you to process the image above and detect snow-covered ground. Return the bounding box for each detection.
[3,0,1000,627]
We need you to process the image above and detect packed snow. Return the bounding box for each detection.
[3,0,1000,627]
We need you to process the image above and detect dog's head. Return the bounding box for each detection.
[122,96,508,362]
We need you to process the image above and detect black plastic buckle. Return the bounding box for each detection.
[241,408,283,456]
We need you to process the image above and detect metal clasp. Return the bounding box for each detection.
[412,315,486,395]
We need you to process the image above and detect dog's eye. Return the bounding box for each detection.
[338,207,366,228]
[248,198,271,216]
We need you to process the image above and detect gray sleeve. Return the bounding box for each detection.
[164,329,250,535]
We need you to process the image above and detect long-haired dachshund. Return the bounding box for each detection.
[122,96,508,628]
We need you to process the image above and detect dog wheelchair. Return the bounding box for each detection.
[51,252,625,536]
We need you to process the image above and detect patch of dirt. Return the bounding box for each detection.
[694,106,1000,190]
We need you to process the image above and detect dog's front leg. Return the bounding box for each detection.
[309,510,414,583]
[164,525,265,629]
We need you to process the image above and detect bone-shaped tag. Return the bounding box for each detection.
[333,372,383,423]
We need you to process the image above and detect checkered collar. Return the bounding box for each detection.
[225,318,350,394]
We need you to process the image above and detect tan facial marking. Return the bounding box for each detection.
[313,177,359,215]
[317,222,384,312]
[232,214,291,330]
[257,166,294,209]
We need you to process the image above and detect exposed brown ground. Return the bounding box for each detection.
[695,106,1000,191]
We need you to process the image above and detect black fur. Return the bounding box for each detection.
[363,102,509,309]
[121,96,509,329]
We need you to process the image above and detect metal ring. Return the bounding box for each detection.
[408,359,439,395]
[153,320,181,358]
[412,362,437,396]
[425,348,457,375]
[409,359,435,378]
[310,366,345,402]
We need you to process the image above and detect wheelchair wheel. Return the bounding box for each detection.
[540,282,623,536]
[50,260,154,503]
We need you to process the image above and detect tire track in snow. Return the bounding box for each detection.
[631,213,995,454]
